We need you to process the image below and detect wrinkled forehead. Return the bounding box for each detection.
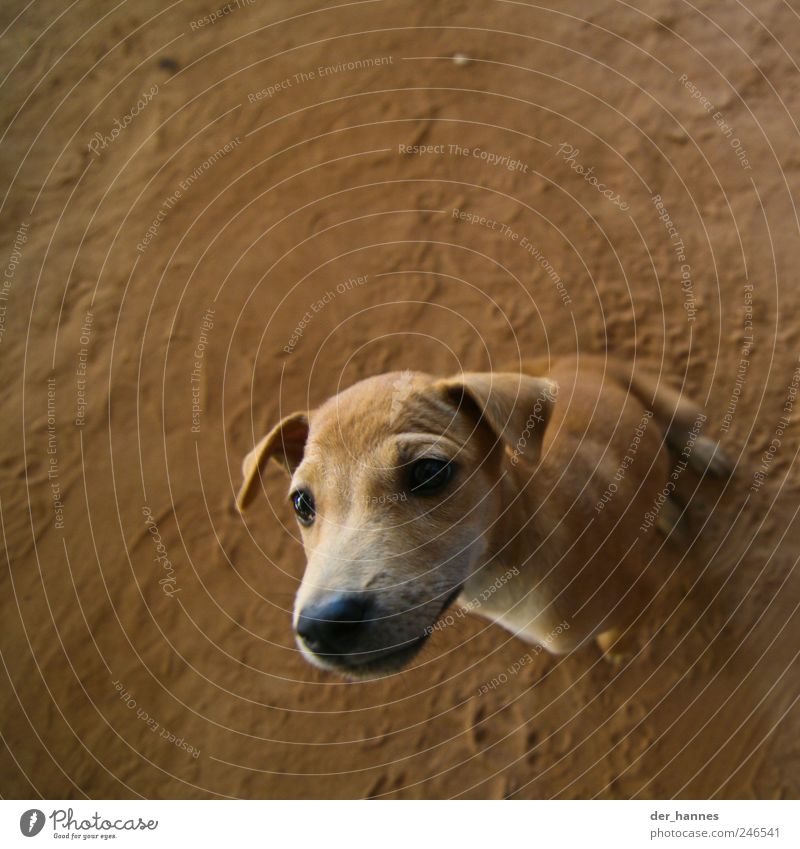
[314,373,436,442]
[299,372,469,472]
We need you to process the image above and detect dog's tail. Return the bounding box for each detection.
[607,361,733,478]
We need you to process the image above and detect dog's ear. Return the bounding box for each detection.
[237,412,309,511]
[436,373,558,465]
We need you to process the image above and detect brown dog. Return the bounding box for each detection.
[237,356,730,678]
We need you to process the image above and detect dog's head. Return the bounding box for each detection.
[237,371,556,678]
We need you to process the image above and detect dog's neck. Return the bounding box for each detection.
[462,460,552,601]
[458,459,575,645]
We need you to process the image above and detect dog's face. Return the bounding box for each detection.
[238,371,555,678]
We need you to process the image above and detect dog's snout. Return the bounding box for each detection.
[296,593,369,656]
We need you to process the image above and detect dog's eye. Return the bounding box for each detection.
[290,489,315,525]
[408,458,454,494]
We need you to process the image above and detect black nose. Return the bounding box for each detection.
[296,594,370,656]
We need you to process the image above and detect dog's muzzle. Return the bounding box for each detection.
[294,586,463,676]
[296,593,371,659]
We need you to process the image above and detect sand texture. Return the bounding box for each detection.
[1,0,799,798]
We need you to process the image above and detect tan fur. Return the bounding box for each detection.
[237,356,731,677]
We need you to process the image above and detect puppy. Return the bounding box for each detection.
[237,356,731,678]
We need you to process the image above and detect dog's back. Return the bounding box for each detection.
[510,354,731,653]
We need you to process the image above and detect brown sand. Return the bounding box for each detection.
[2,0,800,799]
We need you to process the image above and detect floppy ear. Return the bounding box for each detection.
[236,412,309,511]
[436,372,558,466]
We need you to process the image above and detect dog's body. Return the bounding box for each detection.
[238,356,730,677]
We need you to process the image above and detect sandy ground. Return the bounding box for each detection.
[2,0,800,799]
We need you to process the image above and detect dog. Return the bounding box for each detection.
[237,355,731,678]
